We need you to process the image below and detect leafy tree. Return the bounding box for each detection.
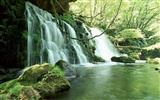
[118,0,160,31]
[69,0,160,34]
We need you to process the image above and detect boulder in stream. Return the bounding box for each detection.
[111,56,135,63]
[55,60,77,80]
[0,63,70,99]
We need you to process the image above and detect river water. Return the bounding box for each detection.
[53,63,160,100]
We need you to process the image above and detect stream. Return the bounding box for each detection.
[53,62,160,100]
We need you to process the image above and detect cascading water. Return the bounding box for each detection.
[65,23,88,63]
[90,28,120,61]
[26,2,120,66]
[26,2,88,66]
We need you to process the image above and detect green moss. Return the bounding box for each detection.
[53,66,64,76]
[111,56,135,63]
[94,55,106,62]
[0,63,70,99]
[8,85,23,96]
[0,79,17,94]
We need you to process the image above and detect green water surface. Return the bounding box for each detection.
[53,63,160,100]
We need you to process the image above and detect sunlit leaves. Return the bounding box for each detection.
[69,0,160,32]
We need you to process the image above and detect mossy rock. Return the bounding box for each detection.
[94,55,106,62]
[146,58,160,64]
[0,63,70,99]
[111,56,135,63]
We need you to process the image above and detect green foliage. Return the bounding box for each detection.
[140,43,160,59]
[22,30,28,40]
[117,29,144,40]
[118,1,160,31]
[147,35,160,46]
[70,0,160,37]
[0,0,27,68]
[143,30,156,38]
[114,29,146,47]
[0,0,5,6]
[0,80,17,93]
[129,53,140,60]
[53,66,64,75]
[58,15,75,27]
[146,43,160,50]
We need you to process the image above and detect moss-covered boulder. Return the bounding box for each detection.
[111,56,135,63]
[0,63,70,99]
[146,58,160,64]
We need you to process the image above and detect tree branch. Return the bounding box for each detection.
[88,0,122,40]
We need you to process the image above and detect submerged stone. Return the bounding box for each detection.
[0,63,70,99]
[155,68,159,70]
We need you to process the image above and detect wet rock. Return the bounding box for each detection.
[111,56,135,63]
[155,68,159,70]
[94,55,106,62]
[0,63,70,99]
[55,60,77,80]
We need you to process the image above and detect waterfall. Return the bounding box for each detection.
[90,28,120,61]
[64,23,88,63]
[25,2,120,66]
[26,2,88,66]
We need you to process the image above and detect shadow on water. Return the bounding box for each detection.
[51,63,160,100]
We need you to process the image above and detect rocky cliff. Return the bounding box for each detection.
[0,0,77,69]
[27,0,77,14]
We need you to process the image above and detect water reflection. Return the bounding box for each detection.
[53,63,160,100]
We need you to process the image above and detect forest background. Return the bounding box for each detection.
[69,0,160,62]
